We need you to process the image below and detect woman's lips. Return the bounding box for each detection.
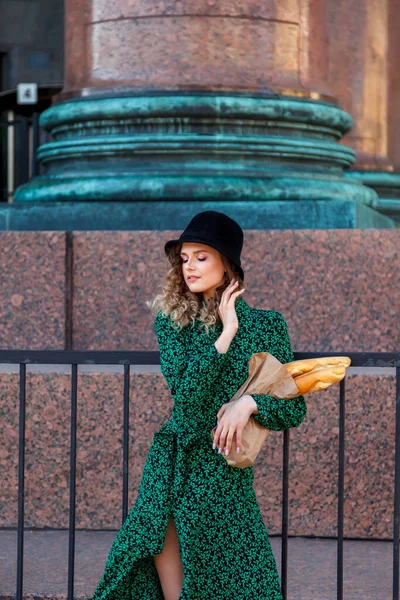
[187,276,200,282]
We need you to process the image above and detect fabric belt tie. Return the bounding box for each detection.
[154,416,212,510]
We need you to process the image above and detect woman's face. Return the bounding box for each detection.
[180,242,225,299]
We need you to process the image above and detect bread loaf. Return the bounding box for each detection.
[293,365,347,394]
[285,356,351,378]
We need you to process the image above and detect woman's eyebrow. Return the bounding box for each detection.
[180,249,209,256]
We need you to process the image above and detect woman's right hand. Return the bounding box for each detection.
[218,279,245,332]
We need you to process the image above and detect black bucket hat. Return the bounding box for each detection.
[164,210,244,280]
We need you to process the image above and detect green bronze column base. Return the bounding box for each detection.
[0,199,395,231]
[13,92,391,229]
[345,171,400,227]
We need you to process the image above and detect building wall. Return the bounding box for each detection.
[0,229,399,537]
[0,0,64,90]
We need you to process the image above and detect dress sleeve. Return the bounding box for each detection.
[154,311,233,404]
[250,311,307,431]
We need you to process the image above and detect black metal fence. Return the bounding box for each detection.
[0,349,399,600]
[0,114,46,202]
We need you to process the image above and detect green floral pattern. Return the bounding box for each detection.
[92,296,306,600]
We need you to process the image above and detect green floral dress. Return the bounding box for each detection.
[92,296,307,600]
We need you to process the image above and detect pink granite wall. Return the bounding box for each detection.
[0,232,66,350]
[0,229,399,538]
[0,371,396,538]
[72,229,400,351]
[1,230,398,352]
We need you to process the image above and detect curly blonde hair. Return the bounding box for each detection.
[145,242,244,335]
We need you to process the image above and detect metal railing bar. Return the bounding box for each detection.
[281,428,290,600]
[0,351,399,367]
[337,378,345,599]
[67,364,78,600]
[0,350,161,365]
[393,366,400,600]
[295,352,400,367]
[122,364,130,523]
[16,363,26,600]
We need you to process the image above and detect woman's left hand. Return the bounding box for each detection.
[212,395,257,456]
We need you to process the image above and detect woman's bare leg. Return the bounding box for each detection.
[153,514,184,600]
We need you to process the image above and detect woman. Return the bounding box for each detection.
[92,210,307,600]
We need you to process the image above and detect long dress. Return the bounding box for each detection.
[92,296,307,600]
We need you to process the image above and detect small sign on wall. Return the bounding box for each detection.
[17,83,38,105]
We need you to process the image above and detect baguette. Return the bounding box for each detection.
[285,356,351,378]
[293,365,347,395]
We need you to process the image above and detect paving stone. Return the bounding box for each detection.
[0,530,398,599]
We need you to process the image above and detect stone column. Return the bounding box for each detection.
[14,0,390,229]
[62,0,334,97]
[388,0,400,172]
[327,0,400,225]
[362,0,400,226]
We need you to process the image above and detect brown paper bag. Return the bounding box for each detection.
[211,352,300,468]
